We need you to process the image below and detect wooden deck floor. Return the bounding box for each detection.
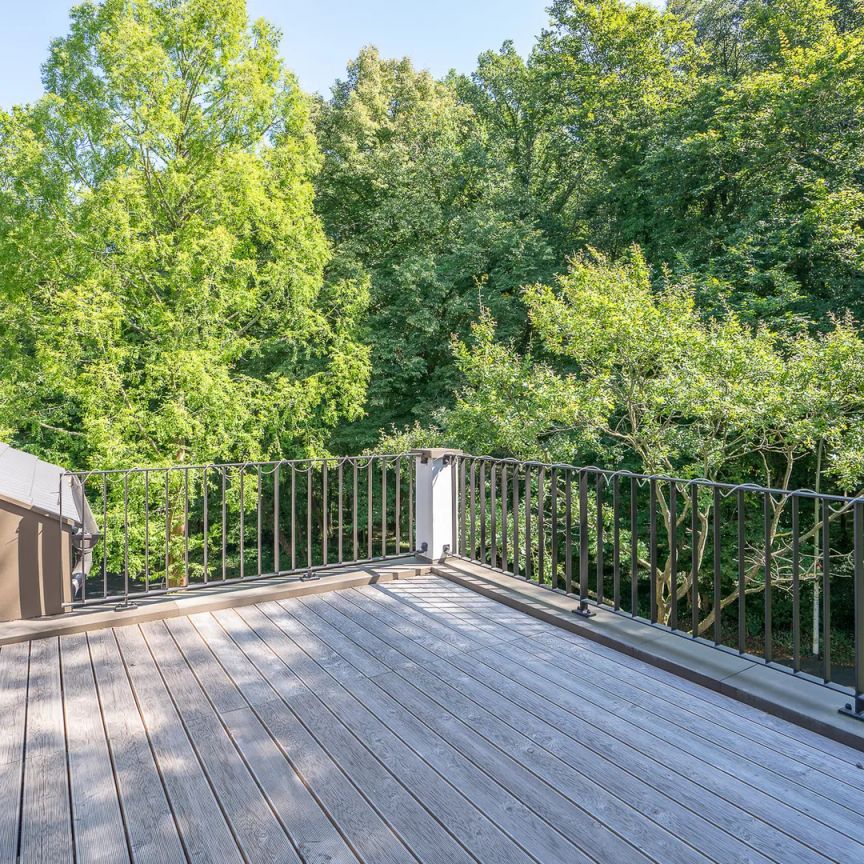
[1,575,863,864]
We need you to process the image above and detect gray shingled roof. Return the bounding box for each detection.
[0,442,86,525]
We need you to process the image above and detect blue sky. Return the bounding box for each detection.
[0,0,552,107]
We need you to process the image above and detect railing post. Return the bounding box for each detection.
[412,449,462,562]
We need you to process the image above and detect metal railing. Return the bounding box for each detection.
[452,455,864,719]
[60,454,414,609]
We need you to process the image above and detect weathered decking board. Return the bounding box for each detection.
[1,574,863,864]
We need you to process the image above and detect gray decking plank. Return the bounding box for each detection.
[87,628,186,864]
[323,593,737,864]
[211,606,473,864]
[340,582,831,864]
[163,617,360,864]
[139,620,301,864]
[511,633,864,817]
[188,611,415,864]
[19,637,73,864]
[248,600,547,864]
[59,633,129,864]
[113,624,243,864]
[385,585,864,845]
[421,578,864,792]
[0,643,29,864]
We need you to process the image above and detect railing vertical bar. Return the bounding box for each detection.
[221,468,227,582]
[822,498,831,683]
[291,465,297,572]
[490,464,497,570]
[737,488,746,654]
[307,466,313,571]
[512,464,519,577]
[537,466,545,586]
[596,474,604,606]
[102,475,108,600]
[564,470,573,595]
[579,470,589,604]
[123,472,129,603]
[202,467,208,584]
[631,477,638,616]
[256,465,263,577]
[713,486,721,645]
[668,481,677,631]
[524,466,532,583]
[323,461,329,567]
[649,479,658,624]
[144,470,150,593]
[240,467,245,580]
[183,468,190,586]
[338,460,344,564]
[395,459,401,554]
[691,483,699,637]
[460,457,467,557]
[792,495,800,673]
[550,468,558,590]
[353,459,359,562]
[501,466,508,572]
[853,501,864,713]
[367,459,373,560]
[612,475,620,610]
[469,461,476,560]
[479,461,487,562]
[408,457,414,555]
[165,472,171,587]
[273,464,280,574]
[381,458,387,558]
[452,456,462,555]
[764,493,772,663]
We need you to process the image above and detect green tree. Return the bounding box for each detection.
[0,0,369,471]
[315,47,554,451]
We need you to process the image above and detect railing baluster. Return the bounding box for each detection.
[102,475,108,601]
[596,474,604,606]
[353,459,359,562]
[490,463,497,570]
[501,466,508,572]
[144,470,150,593]
[764,492,772,663]
[512,464,519,576]
[851,501,864,716]
[565,470,573,595]
[367,458,373,560]
[460,457,467,557]
[712,487,720,644]
[307,465,313,571]
[691,483,699,637]
[612,475,620,610]
[649,479,658,624]
[221,468,227,582]
[537,466,545,586]
[470,461,477,560]
[184,468,189,586]
[630,477,638,616]
[381,458,387,558]
[550,467,558,590]
[579,470,588,606]
[338,460,344,564]
[273,464,280,574]
[479,461,486,562]
[450,456,457,557]
[240,467,245,580]
[323,460,329,566]
[202,467,208,584]
[395,458,401,554]
[822,498,831,683]
[737,488,746,654]
[668,481,677,631]
[257,465,263,577]
[123,472,129,604]
[792,495,800,672]
[290,465,296,572]
[166,471,171,586]
[525,466,532,583]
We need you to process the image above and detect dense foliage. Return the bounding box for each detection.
[1,0,863,500]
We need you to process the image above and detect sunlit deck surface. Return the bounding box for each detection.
[2,575,864,864]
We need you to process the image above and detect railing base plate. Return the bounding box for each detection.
[300,572,321,582]
[573,601,595,618]
[113,602,138,612]
[839,698,864,723]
